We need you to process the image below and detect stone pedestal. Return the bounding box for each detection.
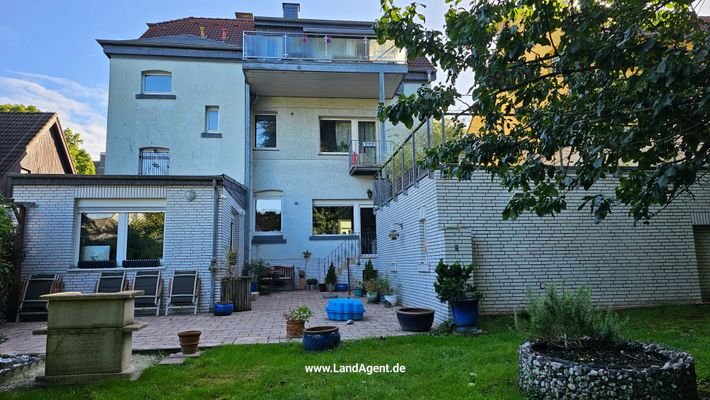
[33,290,147,384]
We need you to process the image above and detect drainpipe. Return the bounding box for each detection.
[211,178,219,311]
[378,71,386,163]
[244,83,253,265]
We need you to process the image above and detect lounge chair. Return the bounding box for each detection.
[132,270,163,316]
[165,271,200,315]
[17,274,63,321]
[94,271,128,293]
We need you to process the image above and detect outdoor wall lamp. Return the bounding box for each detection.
[388,229,399,240]
[184,190,197,202]
[367,189,373,199]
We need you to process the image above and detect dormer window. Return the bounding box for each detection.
[142,71,172,94]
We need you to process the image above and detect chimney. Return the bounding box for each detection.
[199,26,206,38]
[221,28,228,40]
[235,12,254,20]
[282,3,300,19]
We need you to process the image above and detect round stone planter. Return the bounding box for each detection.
[396,308,434,332]
[303,326,340,351]
[519,340,698,400]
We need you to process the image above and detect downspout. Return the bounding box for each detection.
[211,178,219,311]
[244,82,253,264]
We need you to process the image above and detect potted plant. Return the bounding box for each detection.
[283,305,314,338]
[219,248,252,312]
[375,275,391,303]
[297,268,307,290]
[306,278,318,290]
[396,308,435,332]
[244,259,269,292]
[362,259,377,282]
[364,279,378,303]
[325,263,337,293]
[384,282,401,307]
[433,259,482,332]
[352,279,363,297]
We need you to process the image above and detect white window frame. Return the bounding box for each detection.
[74,199,166,267]
[205,106,220,132]
[311,200,371,237]
[254,192,283,235]
[318,118,377,155]
[141,71,172,94]
[254,113,278,150]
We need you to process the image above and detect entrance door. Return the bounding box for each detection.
[360,207,376,255]
[694,226,710,302]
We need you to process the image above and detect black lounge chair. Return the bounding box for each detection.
[132,270,163,316]
[94,271,127,293]
[165,271,200,315]
[17,274,63,321]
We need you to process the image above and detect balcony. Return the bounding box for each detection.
[243,32,406,63]
[349,139,390,176]
[242,32,408,99]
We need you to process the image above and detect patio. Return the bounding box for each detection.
[0,290,412,354]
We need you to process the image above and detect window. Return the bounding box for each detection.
[320,120,351,153]
[205,106,219,132]
[139,148,169,176]
[255,198,282,233]
[312,205,354,235]
[78,210,165,266]
[142,72,172,93]
[80,213,119,262]
[255,115,277,148]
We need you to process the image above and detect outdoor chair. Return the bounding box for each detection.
[94,271,128,293]
[165,270,200,315]
[17,274,63,321]
[132,270,163,316]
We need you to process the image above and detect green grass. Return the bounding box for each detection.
[5,304,709,400]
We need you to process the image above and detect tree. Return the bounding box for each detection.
[0,104,39,112]
[0,198,15,321]
[63,128,95,175]
[0,104,95,174]
[376,0,709,223]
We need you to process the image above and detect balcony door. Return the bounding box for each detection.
[358,121,377,165]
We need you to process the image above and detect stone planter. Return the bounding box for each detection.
[519,340,698,400]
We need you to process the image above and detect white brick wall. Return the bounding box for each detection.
[13,183,243,313]
[376,172,710,322]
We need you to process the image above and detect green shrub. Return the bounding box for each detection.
[433,259,481,303]
[325,263,337,286]
[0,199,15,321]
[515,285,624,346]
[362,259,376,281]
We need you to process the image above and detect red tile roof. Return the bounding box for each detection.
[700,16,710,31]
[408,56,434,71]
[141,17,255,47]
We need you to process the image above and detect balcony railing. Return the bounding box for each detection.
[243,32,406,63]
[349,139,394,175]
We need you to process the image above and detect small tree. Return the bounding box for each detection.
[0,198,15,321]
[325,263,338,290]
[433,259,480,304]
[363,259,377,282]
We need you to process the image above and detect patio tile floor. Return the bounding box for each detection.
[0,291,412,354]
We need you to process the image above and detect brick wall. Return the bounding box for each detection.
[13,183,242,314]
[376,172,710,322]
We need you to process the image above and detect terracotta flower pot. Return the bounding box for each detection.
[286,320,306,338]
[177,330,202,355]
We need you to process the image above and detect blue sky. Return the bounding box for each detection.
[1,0,708,157]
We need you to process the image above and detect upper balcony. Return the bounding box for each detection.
[242,32,408,99]
[243,32,406,63]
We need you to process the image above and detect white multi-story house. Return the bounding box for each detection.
[10,3,433,312]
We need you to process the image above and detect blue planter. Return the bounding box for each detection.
[250,282,257,292]
[451,298,479,330]
[353,288,363,297]
[335,283,348,292]
[214,302,234,316]
[303,326,340,351]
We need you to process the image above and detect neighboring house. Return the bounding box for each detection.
[11,3,433,313]
[0,112,75,197]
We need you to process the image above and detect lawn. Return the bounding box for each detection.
[5,304,709,400]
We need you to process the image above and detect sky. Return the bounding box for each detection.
[1,0,708,158]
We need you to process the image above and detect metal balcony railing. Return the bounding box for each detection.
[243,32,406,63]
[349,139,395,175]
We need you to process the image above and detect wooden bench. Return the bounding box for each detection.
[263,266,295,291]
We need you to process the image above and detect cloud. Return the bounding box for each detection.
[0,73,107,158]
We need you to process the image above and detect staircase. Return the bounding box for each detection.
[319,235,361,291]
